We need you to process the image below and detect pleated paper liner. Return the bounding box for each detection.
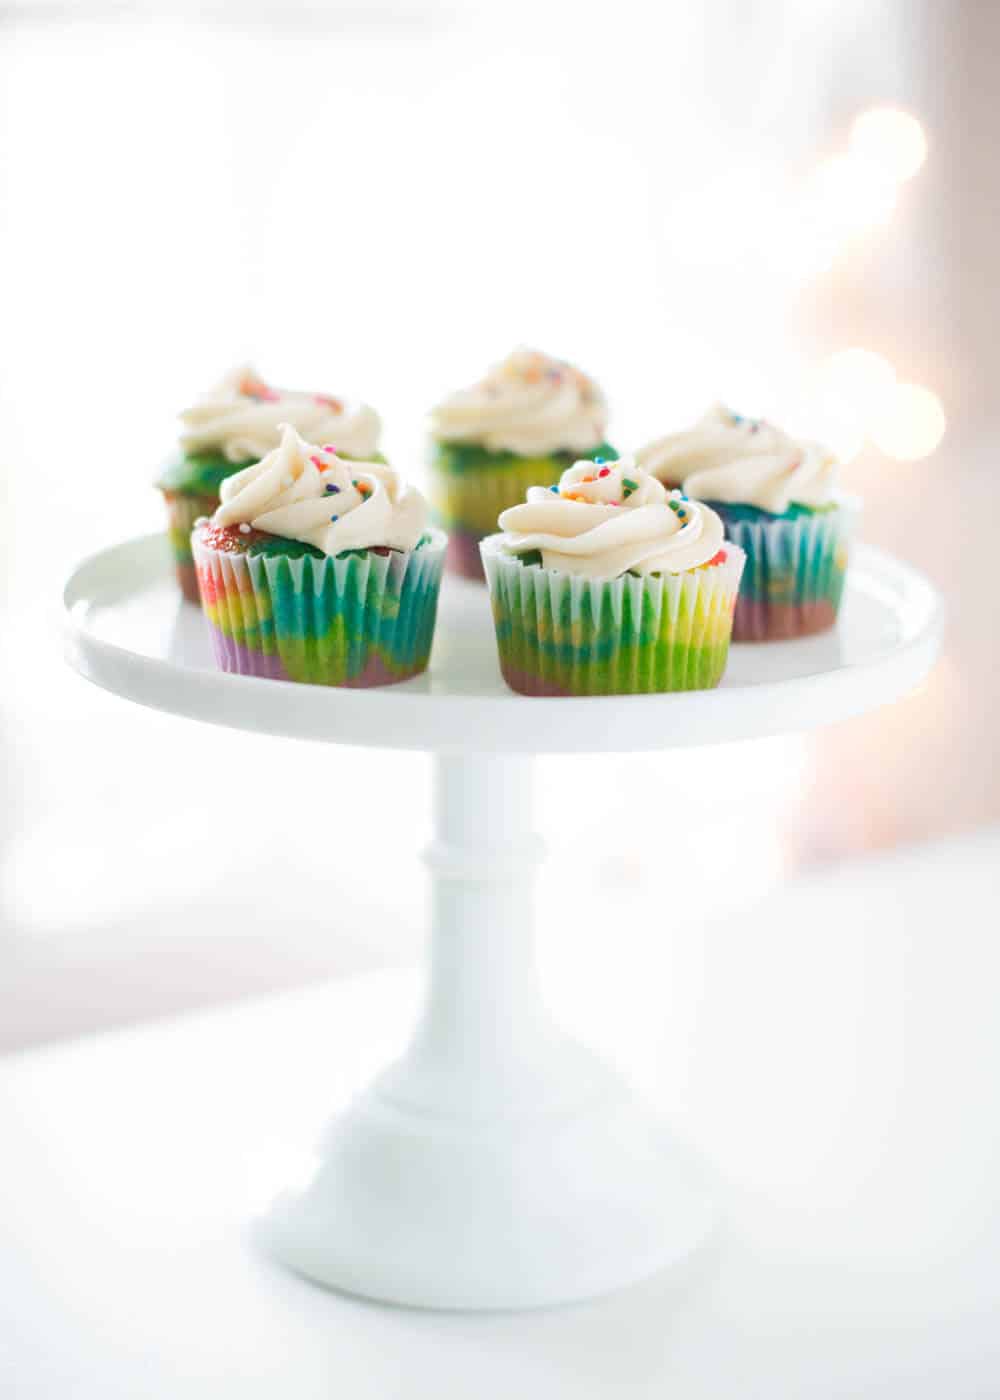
[712,498,859,642]
[192,528,446,687]
[480,536,745,696]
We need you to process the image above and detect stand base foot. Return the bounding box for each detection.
[257,1064,715,1311]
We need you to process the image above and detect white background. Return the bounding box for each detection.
[1,3,999,1394]
[0,2,996,1042]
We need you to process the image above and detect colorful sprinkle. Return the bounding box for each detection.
[324,483,341,495]
[550,484,559,493]
[598,467,610,477]
[593,456,605,465]
[330,514,339,523]
[239,372,279,402]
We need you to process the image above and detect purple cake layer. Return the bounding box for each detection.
[498,663,573,697]
[206,623,290,680]
[733,596,838,642]
[445,527,487,582]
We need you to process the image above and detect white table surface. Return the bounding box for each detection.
[2,827,999,1398]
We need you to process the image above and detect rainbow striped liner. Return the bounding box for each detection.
[430,450,564,582]
[480,535,745,696]
[713,498,859,642]
[192,527,446,687]
[162,490,219,603]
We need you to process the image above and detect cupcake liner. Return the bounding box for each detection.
[160,490,219,602]
[713,499,858,642]
[192,528,446,687]
[430,452,567,582]
[480,536,745,696]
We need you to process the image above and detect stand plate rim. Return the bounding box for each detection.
[63,532,944,753]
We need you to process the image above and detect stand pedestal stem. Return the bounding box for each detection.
[259,753,714,1309]
[384,756,553,1112]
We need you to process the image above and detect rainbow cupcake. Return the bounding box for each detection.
[429,348,615,582]
[480,455,744,696]
[192,424,445,687]
[638,405,858,642]
[157,366,382,602]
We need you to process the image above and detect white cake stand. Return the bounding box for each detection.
[63,534,943,1310]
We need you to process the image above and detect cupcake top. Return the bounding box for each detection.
[430,348,608,456]
[180,365,382,464]
[637,404,838,515]
[496,454,725,579]
[210,424,427,556]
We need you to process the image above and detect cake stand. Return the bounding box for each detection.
[63,534,943,1310]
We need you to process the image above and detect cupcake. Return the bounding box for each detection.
[637,405,858,642]
[429,348,615,582]
[479,454,744,696]
[192,424,445,687]
[156,366,382,602]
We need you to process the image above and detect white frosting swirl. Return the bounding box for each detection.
[430,347,608,456]
[496,455,725,579]
[180,366,381,464]
[212,424,427,556]
[637,403,838,514]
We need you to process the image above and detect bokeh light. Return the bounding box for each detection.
[804,154,899,242]
[850,107,928,183]
[814,348,898,425]
[802,352,946,464]
[870,382,946,460]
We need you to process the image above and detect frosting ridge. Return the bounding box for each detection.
[497,454,725,578]
[430,348,608,456]
[212,424,427,556]
[637,404,838,514]
[181,366,381,463]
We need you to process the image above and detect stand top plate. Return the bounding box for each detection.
[63,534,943,754]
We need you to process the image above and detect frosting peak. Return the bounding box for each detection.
[496,454,725,578]
[430,348,608,456]
[212,424,427,556]
[637,404,838,514]
[180,366,381,463]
